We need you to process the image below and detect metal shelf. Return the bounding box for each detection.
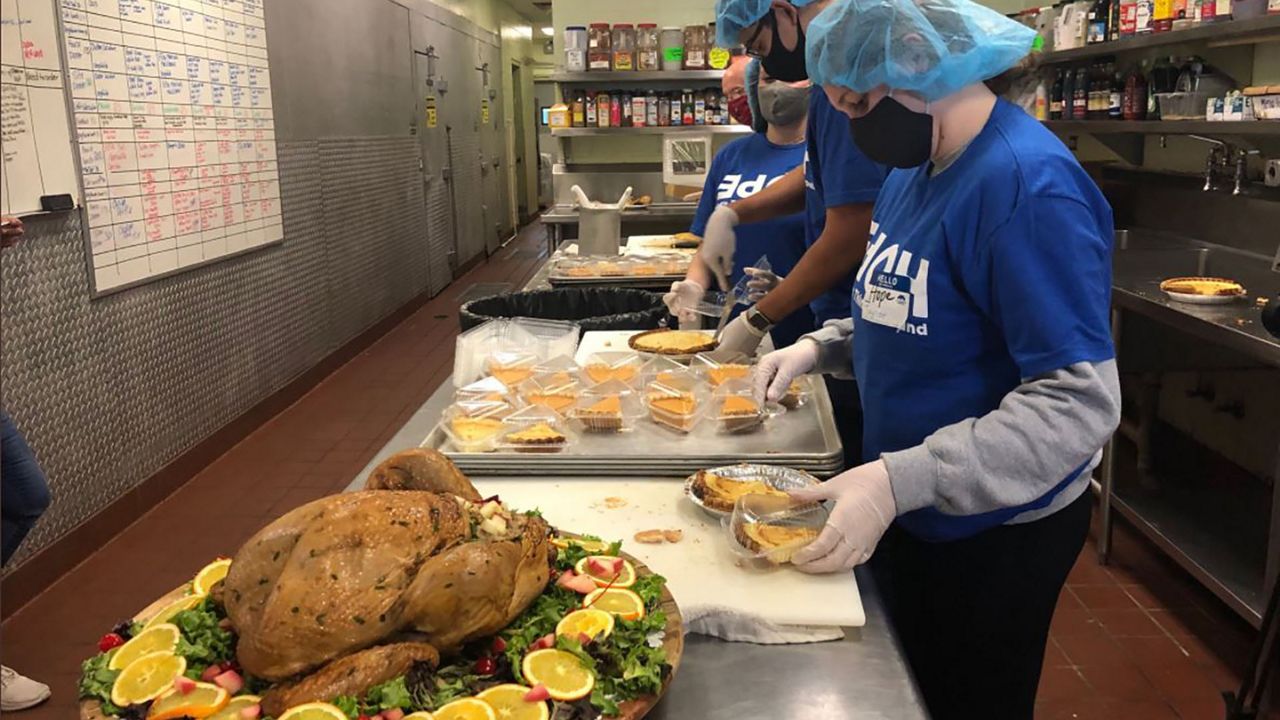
[1040,15,1280,64]
[1046,120,1280,136]
[552,125,753,137]
[550,70,725,83]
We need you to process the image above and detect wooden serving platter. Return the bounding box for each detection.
[82,551,682,720]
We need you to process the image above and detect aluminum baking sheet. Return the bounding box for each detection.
[420,377,845,477]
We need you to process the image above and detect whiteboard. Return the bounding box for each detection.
[58,0,283,293]
[1,0,79,215]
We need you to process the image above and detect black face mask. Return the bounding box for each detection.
[848,96,934,169]
[760,12,808,83]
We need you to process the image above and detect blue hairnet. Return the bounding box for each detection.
[715,0,774,48]
[805,0,1036,102]
[744,58,769,134]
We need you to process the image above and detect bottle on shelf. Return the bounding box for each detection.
[1153,0,1174,30]
[681,89,695,125]
[1123,62,1149,120]
[1062,66,1076,119]
[1136,0,1156,31]
[629,93,644,127]
[1050,70,1065,120]
[1202,0,1218,20]
[658,93,671,127]
[587,23,612,71]
[597,92,612,128]
[570,91,586,127]
[1074,66,1090,119]
[1120,0,1139,34]
[585,90,598,126]
[670,91,683,126]
[695,90,707,125]
[610,94,623,127]
[1087,0,1111,42]
[1215,0,1233,21]
[645,91,658,127]
[1109,65,1124,119]
[1109,0,1122,39]
[1035,77,1049,121]
[1088,63,1105,119]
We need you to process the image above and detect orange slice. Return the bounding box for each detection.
[147,681,229,720]
[555,608,615,641]
[573,556,637,588]
[520,650,594,702]
[583,587,646,621]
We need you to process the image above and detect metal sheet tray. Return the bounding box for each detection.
[421,380,846,477]
[547,274,685,288]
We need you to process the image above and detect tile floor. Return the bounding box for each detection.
[0,223,1267,719]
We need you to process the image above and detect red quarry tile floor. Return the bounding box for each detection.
[0,222,1269,719]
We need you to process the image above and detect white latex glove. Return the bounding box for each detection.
[717,313,766,356]
[788,460,897,574]
[744,266,783,302]
[701,205,740,291]
[753,339,819,403]
[663,280,704,326]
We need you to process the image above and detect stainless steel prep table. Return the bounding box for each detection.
[347,374,929,720]
[540,204,699,255]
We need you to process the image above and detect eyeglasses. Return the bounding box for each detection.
[743,11,775,59]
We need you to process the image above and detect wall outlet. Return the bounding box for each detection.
[1265,159,1280,188]
[1272,242,1280,273]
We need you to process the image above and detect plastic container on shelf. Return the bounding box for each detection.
[712,378,782,434]
[725,492,829,565]
[1155,91,1214,119]
[569,380,646,434]
[691,351,753,388]
[587,23,612,71]
[1244,86,1280,119]
[636,24,660,71]
[518,373,582,416]
[611,24,636,71]
[564,26,588,73]
[660,27,684,71]
[682,24,708,70]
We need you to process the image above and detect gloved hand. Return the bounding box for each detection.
[701,205,740,291]
[663,280,704,327]
[788,460,896,574]
[717,313,767,356]
[753,339,819,403]
[744,266,783,302]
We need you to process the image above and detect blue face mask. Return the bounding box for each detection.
[848,94,934,169]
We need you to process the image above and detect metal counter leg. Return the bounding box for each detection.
[1097,308,1123,565]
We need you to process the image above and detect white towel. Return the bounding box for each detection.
[682,604,845,644]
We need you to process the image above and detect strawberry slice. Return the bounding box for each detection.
[530,633,556,650]
[200,665,222,682]
[564,573,598,595]
[212,669,244,694]
[174,676,197,695]
[523,684,551,702]
[381,710,405,720]
[240,706,262,720]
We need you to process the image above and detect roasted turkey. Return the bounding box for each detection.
[222,449,554,714]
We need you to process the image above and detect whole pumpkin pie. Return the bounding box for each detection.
[691,470,788,512]
[630,329,718,356]
[505,422,568,452]
[576,395,624,433]
[1159,277,1246,297]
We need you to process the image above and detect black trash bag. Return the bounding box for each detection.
[459,288,669,336]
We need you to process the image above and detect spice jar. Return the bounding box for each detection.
[636,24,660,71]
[588,23,612,71]
[596,92,611,127]
[682,25,708,70]
[611,24,636,71]
[708,23,731,70]
[564,26,588,73]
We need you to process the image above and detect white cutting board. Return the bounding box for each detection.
[472,478,865,628]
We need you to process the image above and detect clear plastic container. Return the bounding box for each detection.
[588,23,612,71]
[498,406,574,453]
[639,355,691,388]
[564,26,588,73]
[533,354,580,378]
[692,350,753,387]
[1155,91,1213,120]
[644,374,707,433]
[581,352,644,387]
[486,351,539,388]
[441,401,515,453]
[712,378,781,434]
[570,380,645,434]
[512,317,580,362]
[637,24,660,71]
[455,376,517,405]
[778,375,813,410]
[611,24,636,71]
[726,493,829,565]
[682,24,708,70]
[660,27,684,71]
[518,373,582,416]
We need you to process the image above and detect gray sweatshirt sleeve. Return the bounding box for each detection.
[882,359,1121,516]
[802,318,856,379]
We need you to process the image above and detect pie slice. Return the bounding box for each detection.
[735,521,820,564]
[1159,277,1246,297]
[584,364,638,385]
[524,392,578,414]
[505,422,568,452]
[490,367,535,387]
[449,417,505,452]
[707,364,751,387]
[629,330,719,356]
[577,395,624,433]
[648,393,699,433]
[779,380,806,410]
[691,470,788,512]
[720,395,763,432]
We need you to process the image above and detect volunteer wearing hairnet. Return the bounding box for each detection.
[754,0,1121,716]
[665,60,816,349]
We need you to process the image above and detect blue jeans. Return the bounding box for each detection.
[1,412,51,566]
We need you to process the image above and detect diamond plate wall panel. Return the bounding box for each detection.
[0,137,433,569]
[319,137,430,344]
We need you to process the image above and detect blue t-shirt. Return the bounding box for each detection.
[692,132,814,348]
[804,86,888,324]
[852,99,1115,542]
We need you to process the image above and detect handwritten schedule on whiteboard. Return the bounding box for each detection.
[60,0,282,292]
[1,0,79,215]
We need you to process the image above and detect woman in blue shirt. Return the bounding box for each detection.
[664,60,816,349]
[756,1,1121,717]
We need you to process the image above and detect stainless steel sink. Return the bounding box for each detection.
[1112,230,1280,298]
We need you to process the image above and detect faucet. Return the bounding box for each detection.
[1234,148,1262,196]
[1187,135,1233,192]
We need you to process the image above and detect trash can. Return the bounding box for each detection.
[459,288,668,336]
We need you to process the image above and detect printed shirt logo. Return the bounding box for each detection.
[854,221,931,336]
[803,150,816,191]
[717,173,785,203]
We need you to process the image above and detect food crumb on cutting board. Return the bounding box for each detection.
[634,529,683,544]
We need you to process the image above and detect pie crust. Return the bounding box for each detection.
[690,470,788,512]
[450,417,504,444]
[629,330,719,356]
[719,396,763,432]
[735,521,819,564]
[648,393,698,432]
[576,395,624,433]
[706,364,751,387]
[505,422,567,452]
